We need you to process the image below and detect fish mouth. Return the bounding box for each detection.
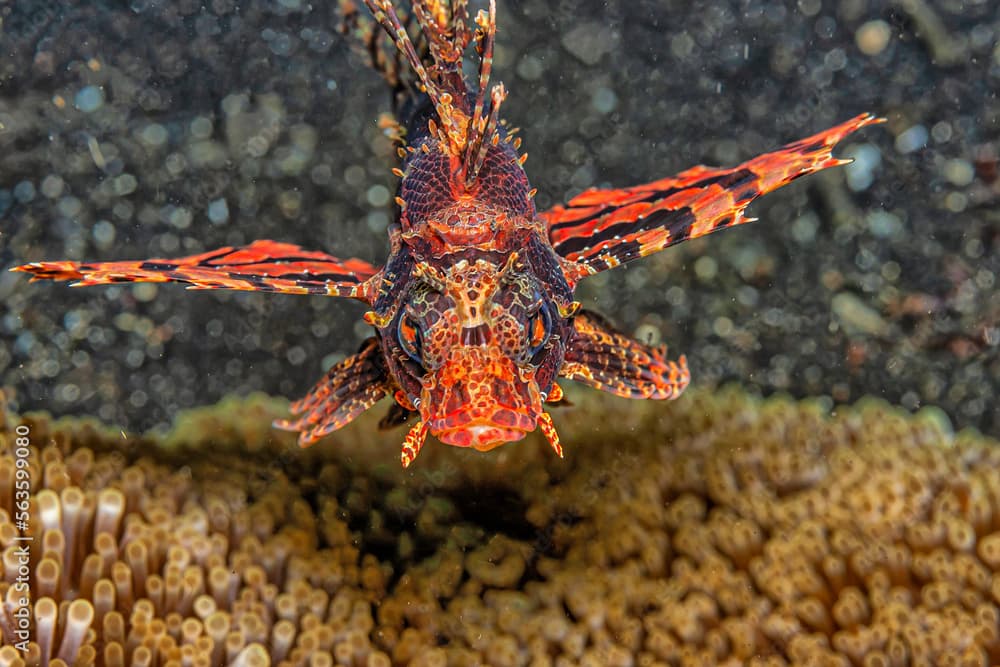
[432,416,534,451]
[421,355,543,451]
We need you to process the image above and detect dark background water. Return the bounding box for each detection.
[1,0,997,435]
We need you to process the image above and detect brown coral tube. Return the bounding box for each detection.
[56,599,94,664]
[34,597,58,667]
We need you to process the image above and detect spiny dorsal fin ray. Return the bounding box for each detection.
[461,1,503,187]
[362,0,507,186]
[411,0,470,68]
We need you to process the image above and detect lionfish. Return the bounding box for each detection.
[13,0,882,466]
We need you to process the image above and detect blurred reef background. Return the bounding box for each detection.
[0,0,998,435]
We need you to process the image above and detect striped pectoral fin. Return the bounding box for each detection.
[544,382,572,406]
[542,114,884,276]
[560,310,690,400]
[12,239,380,301]
[274,337,390,445]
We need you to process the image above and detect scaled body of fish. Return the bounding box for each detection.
[14,0,883,466]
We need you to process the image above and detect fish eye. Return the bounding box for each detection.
[526,304,551,358]
[397,312,423,365]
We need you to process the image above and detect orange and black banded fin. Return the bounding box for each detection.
[12,239,380,301]
[274,337,390,446]
[400,419,429,467]
[542,113,885,277]
[537,412,564,458]
[560,310,690,400]
[544,382,572,406]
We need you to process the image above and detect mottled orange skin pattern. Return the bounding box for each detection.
[12,0,882,467]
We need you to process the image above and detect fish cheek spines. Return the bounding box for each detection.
[377,278,448,406]
[491,271,566,393]
[509,240,577,399]
[520,300,571,403]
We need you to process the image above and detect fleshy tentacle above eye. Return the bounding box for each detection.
[274,337,391,445]
[541,114,884,279]
[12,239,380,301]
[560,310,690,400]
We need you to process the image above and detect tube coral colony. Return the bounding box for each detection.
[13,1,882,466]
[4,391,1000,664]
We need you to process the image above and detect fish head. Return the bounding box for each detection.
[382,252,568,452]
